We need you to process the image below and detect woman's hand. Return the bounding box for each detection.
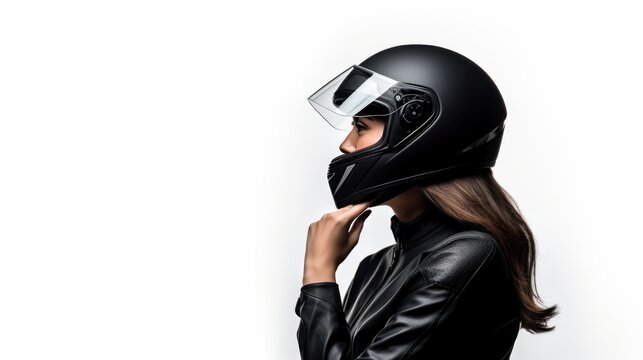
[303,202,372,285]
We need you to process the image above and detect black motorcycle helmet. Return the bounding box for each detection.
[308,44,507,209]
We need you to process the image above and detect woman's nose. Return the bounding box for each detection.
[339,132,355,154]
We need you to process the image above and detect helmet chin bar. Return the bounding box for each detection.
[358,183,415,208]
[332,148,502,209]
[329,162,499,209]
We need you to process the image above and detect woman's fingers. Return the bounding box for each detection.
[305,201,374,271]
[338,201,372,222]
[348,209,372,247]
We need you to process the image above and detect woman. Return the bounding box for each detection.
[295,44,558,359]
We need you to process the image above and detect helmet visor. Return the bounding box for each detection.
[308,65,403,131]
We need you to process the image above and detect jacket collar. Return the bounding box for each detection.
[389,201,455,250]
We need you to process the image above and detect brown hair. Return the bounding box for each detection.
[421,168,559,333]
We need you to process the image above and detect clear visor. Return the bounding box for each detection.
[308,65,404,131]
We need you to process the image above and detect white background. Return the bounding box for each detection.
[1,1,641,359]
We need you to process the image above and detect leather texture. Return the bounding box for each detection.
[295,202,522,359]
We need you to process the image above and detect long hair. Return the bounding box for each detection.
[420,168,558,333]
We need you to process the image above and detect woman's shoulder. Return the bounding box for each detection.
[426,229,498,255]
[417,230,500,292]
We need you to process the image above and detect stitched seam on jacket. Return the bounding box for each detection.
[301,291,342,312]
[424,231,493,257]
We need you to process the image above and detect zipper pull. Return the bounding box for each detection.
[389,244,399,270]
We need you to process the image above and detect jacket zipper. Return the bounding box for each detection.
[387,243,400,273]
[351,220,402,357]
[350,243,401,357]
[389,220,402,273]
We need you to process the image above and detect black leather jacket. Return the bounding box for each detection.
[295,203,522,359]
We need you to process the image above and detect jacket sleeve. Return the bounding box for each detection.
[294,236,496,360]
[295,255,371,360]
[295,282,351,359]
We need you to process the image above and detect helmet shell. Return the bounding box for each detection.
[324,44,507,208]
